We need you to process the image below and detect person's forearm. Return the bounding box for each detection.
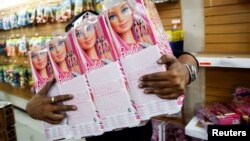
[178,53,199,71]
[177,53,199,85]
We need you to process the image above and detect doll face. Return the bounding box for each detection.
[49,39,67,64]
[108,2,133,34]
[31,47,48,71]
[76,24,96,51]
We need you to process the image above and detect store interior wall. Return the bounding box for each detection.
[181,0,205,122]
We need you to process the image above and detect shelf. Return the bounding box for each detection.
[193,52,250,69]
[0,92,28,110]
[153,115,184,125]
[0,83,33,100]
[0,83,33,110]
[185,117,207,140]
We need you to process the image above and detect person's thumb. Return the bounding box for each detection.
[157,54,178,66]
[38,78,56,96]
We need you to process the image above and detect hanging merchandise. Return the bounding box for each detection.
[56,0,72,23]
[83,0,95,11]
[6,40,15,57]
[36,6,45,24]
[18,36,28,56]
[43,6,56,23]
[19,68,26,88]
[0,18,3,30]
[2,17,10,30]
[12,67,20,87]
[0,66,4,82]
[74,0,83,15]
[9,13,19,29]
[30,8,37,24]
[0,65,31,88]
[17,10,30,27]
[93,0,102,14]
[55,4,63,22]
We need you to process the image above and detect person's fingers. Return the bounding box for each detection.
[44,118,63,125]
[50,94,74,103]
[157,54,178,66]
[158,93,181,100]
[140,72,170,81]
[138,81,173,88]
[52,105,77,112]
[38,78,56,96]
[143,88,174,95]
[47,113,65,121]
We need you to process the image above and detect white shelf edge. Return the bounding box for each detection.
[194,54,250,69]
[185,116,208,140]
[0,91,28,110]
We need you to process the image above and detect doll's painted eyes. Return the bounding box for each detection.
[86,25,93,32]
[58,40,64,46]
[109,14,116,21]
[76,30,84,37]
[122,7,129,14]
[49,45,55,51]
[76,25,93,37]
[108,6,130,21]
[31,53,37,59]
[31,51,46,59]
[40,51,46,56]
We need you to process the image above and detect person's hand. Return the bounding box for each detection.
[26,79,77,124]
[138,54,189,99]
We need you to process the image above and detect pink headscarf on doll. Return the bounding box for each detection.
[30,49,53,92]
[48,37,73,82]
[75,24,105,72]
[105,0,156,57]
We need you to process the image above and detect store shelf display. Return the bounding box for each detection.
[194,52,250,69]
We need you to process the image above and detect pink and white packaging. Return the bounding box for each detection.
[43,84,74,141]
[47,35,104,139]
[103,0,183,120]
[68,15,140,131]
[68,14,119,73]
[29,42,73,141]
[120,46,184,120]
[29,45,53,93]
[103,0,172,57]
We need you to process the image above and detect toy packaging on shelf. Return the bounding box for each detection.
[9,13,18,29]
[102,0,183,121]
[47,34,104,139]
[83,0,95,12]
[151,119,165,141]
[43,6,56,23]
[224,102,250,125]
[56,0,72,23]
[74,0,84,15]
[151,119,202,141]
[36,6,45,24]
[17,9,31,27]
[30,8,37,24]
[196,102,241,129]
[68,13,140,132]
[165,29,184,53]
[233,87,250,103]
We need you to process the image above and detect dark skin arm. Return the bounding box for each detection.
[26,79,77,124]
[139,54,198,99]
